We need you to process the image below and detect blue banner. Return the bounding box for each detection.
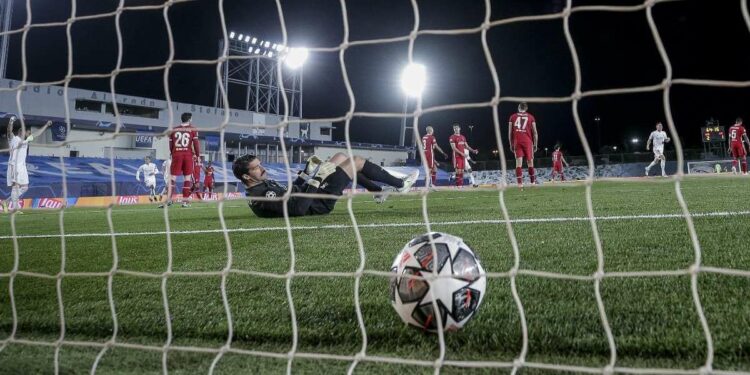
[205,135,220,151]
[134,132,153,148]
[51,122,68,141]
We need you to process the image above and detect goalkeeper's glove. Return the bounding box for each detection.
[25,134,34,142]
[306,161,337,188]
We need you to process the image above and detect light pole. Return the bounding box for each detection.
[399,63,426,147]
[594,116,601,154]
[468,125,474,143]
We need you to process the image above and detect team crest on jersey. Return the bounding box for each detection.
[265,190,277,198]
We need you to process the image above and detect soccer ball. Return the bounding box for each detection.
[389,232,487,332]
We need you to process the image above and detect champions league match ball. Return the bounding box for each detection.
[390,232,487,332]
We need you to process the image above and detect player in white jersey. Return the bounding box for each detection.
[136,156,160,202]
[463,149,478,187]
[4,118,49,213]
[645,122,671,177]
[159,157,172,202]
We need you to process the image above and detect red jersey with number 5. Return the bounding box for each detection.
[729,124,746,146]
[509,112,536,145]
[170,124,200,156]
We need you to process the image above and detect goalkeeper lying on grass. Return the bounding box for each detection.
[232,152,419,218]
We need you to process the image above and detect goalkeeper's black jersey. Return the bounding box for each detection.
[244,179,333,218]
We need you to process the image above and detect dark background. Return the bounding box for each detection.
[5,0,749,158]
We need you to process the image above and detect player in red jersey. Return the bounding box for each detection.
[192,156,203,200]
[508,102,538,188]
[203,161,215,195]
[550,144,569,182]
[448,123,478,187]
[728,117,750,175]
[421,126,448,188]
[161,112,201,208]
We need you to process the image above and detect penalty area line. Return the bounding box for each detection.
[2,210,750,239]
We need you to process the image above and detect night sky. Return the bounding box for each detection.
[5,0,750,159]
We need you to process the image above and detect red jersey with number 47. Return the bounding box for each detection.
[170,124,200,156]
[509,112,536,145]
[729,124,747,145]
[552,150,563,164]
[449,134,467,157]
[422,134,436,155]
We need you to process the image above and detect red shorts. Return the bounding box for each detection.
[170,154,194,176]
[514,142,534,161]
[553,163,563,172]
[453,155,465,171]
[730,143,747,158]
[424,152,435,170]
[204,178,214,188]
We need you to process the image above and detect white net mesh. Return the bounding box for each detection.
[1,0,750,374]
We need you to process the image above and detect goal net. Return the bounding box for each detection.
[1,0,749,374]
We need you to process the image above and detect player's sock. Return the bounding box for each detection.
[455,172,463,186]
[361,160,403,188]
[431,171,436,186]
[742,159,748,173]
[515,167,522,185]
[647,159,657,169]
[355,172,383,192]
[660,159,666,175]
[182,181,191,199]
[18,186,28,197]
[732,160,739,174]
[528,167,536,184]
[9,186,19,210]
[468,172,476,186]
[561,172,566,181]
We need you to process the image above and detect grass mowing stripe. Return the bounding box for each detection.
[2,210,749,240]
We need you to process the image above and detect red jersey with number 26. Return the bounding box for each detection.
[449,134,467,158]
[170,124,200,156]
[509,112,536,145]
[729,124,746,146]
[552,150,563,164]
[422,134,436,155]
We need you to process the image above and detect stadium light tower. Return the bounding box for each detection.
[399,63,427,147]
[284,48,309,70]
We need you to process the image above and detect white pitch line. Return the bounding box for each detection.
[2,210,749,240]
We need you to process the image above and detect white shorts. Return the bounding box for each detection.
[7,163,28,186]
[144,176,156,188]
[653,146,664,158]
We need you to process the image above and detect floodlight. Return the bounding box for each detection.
[244,36,251,43]
[251,37,258,44]
[268,52,274,58]
[284,47,309,69]
[264,41,271,48]
[400,63,426,98]
[238,34,243,40]
[254,48,261,54]
[229,31,236,39]
[631,138,639,144]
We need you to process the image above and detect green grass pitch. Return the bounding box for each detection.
[1,177,749,374]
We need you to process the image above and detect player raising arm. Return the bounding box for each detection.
[233,153,419,218]
[161,112,200,208]
[448,123,478,187]
[728,117,750,175]
[508,102,538,188]
[421,126,448,188]
[550,144,570,182]
[645,122,670,177]
[136,156,160,202]
[3,118,50,213]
